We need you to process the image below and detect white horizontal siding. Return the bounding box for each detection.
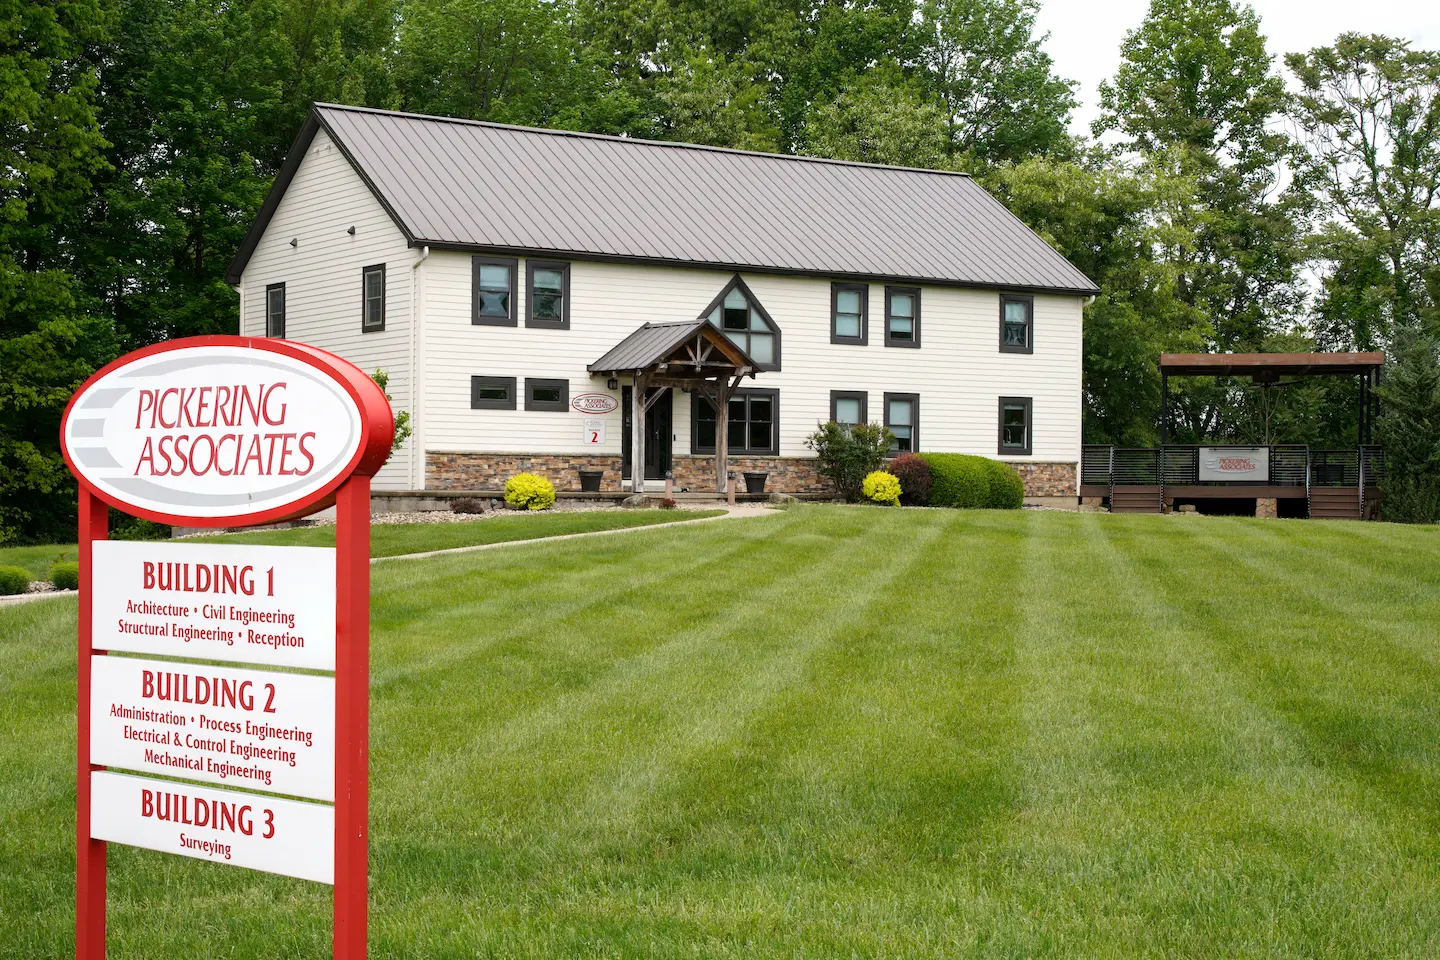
[421,256,1082,467]
[239,129,416,489]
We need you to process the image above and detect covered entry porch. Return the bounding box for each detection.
[589,319,760,493]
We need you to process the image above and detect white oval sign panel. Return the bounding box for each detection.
[63,343,364,524]
[571,393,619,415]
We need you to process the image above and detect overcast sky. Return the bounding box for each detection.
[1033,0,1440,135]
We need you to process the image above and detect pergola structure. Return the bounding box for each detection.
[1159,352,1385,444]
[589,319,760,493]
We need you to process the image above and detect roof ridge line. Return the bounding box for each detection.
[312,103,975,180]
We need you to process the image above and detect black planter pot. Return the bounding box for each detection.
[743,471,768,494]
[578,469,603,493]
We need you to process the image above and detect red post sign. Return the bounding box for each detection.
[60,336,394,960]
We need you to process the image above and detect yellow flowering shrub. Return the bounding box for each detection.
[504,473,556,510]
[862,470,902,506]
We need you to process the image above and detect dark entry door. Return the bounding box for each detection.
[622,387,673,481]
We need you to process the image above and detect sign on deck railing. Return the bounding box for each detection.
[1198,447,1269,482]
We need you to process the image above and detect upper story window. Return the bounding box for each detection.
[362,265,385,332]
[830,390,867,427]
[1000,294,1033,353]
[472,256,518,326]
[831,283,868,345]
[527,261,570,329]
[885,393,919,453]
[999,397,1032,455]
[265,283,286,338]
[693,389,778,456]
[885,286,920,348]
[700,276,780,370]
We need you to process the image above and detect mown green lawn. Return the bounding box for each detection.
[4,507,1440,957]
[0,509,722,579]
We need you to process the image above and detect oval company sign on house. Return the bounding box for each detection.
[61,336,394,527]
[571,393,620,415]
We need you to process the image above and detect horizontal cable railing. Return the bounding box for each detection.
[1083,444,1383,488]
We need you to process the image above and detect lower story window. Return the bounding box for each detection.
[524,378,569,411]
[884,393,919,453]
[998,397,1032,455]
[830,390,867,427]
[471,376,516,410]
[694,389,778,455]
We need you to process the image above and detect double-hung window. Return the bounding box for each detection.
[884,393,919,453]
[471,376,517,410]
[830,390,867,427]
[362,265,385,332]
[526,261,570,328]
[831,283,868,344]
[472,256,518,326]
[693,389,778,456]
[884,287,920,347]
[265,283,286,338]
[998,397,1032,455]
[701,276,780,370]
[1000,294,1033,353]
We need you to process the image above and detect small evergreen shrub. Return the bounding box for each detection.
[0,565,31,596]
[890,453,932,505]
[49,561,80,591]
[805,421,893,501]
[982,459,1026,509]
[862,470,901,506]
[450,497,487,514]
[504,473,556,511]
[920,454,1024,509]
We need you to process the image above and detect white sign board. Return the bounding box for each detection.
[91,771,334,883]
[582,418,606,445]
[61,345,364,521]
[91,540,336,670]
[91,655,335,801]
[1198,447,1269,482]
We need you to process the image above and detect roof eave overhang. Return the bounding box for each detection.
[410,239,1102,298]
[225,109,418,286]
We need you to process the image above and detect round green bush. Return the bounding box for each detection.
[50,561,80,591]
[982,459,1025,509]
[919,454,1024,509]
[862,470,901,506]
[504,472,557,510]
[0,565,32,596]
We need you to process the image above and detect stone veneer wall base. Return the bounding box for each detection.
[427,452,1077,499]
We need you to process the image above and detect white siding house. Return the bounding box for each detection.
[229,105,1097,500]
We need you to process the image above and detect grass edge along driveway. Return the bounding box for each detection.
[4,507,1440,957]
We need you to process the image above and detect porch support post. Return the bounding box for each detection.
[632,371,647,494]
[713,374,729,493]
[1159,372,1168,445]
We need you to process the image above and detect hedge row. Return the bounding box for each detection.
[916,453,1024,509]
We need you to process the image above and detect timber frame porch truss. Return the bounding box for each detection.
[588,319,760,492]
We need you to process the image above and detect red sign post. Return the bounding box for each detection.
[61,336,394,960]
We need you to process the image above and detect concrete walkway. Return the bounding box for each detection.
[371,503,772,563]
[0,506,777,606]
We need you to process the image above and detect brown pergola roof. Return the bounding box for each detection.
[1160,352,1385,379]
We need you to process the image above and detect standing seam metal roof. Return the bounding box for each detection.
[588,320,756,374]
[227,104,1100,294]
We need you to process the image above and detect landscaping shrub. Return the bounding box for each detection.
[0,565,31,596]
[920,454,1024,509]
[862,470,901,506]
[450,497,487,514]
[805,421,892,501]
[889,453,932,505]
[982,459,1026,509]
[659,497,678,510]
[49,561,80,591]
[504,473,556,511]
